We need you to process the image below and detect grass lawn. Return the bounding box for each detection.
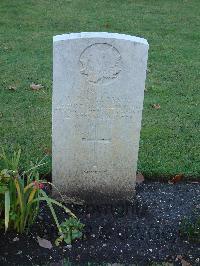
[0,0,199,179]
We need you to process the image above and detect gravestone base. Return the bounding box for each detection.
[52,174,136,204]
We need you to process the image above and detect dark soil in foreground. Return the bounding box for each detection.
[0,182,200,266]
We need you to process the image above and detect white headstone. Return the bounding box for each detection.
[53,32,149,203]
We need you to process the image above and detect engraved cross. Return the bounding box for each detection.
[82,123,111,164]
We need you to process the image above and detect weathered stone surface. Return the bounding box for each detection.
[53,32,149,203]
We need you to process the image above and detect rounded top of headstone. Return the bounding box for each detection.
[53,32,149,47]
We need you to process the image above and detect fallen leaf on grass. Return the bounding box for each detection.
[8,85,17,91]
[136,172,145,184]
[44,147,52,155]
[0,112,3,118]
[104,23,110,28]
[152,104,161,109]
[168,174,183,184]
[37,236,52,249]
[30,83,44,91]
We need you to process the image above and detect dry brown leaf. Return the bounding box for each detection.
[176,255,183,261]
[181,259,192,266]
[169,174,183,184]
[136,172,145,184]
[152,103,161,109]
[8,85,17,91]
[37,236,52,249]
[104,23,110,28]
[44,148,52,155]
[30,83,44,91]
[176,255,191,266]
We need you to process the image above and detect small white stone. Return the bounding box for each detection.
[13,237,19,242]
[16,251,22,255]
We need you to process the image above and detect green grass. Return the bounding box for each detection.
[179,206,200,243]
[180,215,200,243]
[0,0,200,179]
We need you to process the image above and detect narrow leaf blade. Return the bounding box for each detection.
[5,190,10,232]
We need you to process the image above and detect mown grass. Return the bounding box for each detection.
[0,0,200,179]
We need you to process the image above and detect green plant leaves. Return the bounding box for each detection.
[55,217,84,246]
[4,190,10,232]
[0,149,83,247]
[72,229,83,240]
[1,148,21,171]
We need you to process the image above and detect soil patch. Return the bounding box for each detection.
[0,182,199,265]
